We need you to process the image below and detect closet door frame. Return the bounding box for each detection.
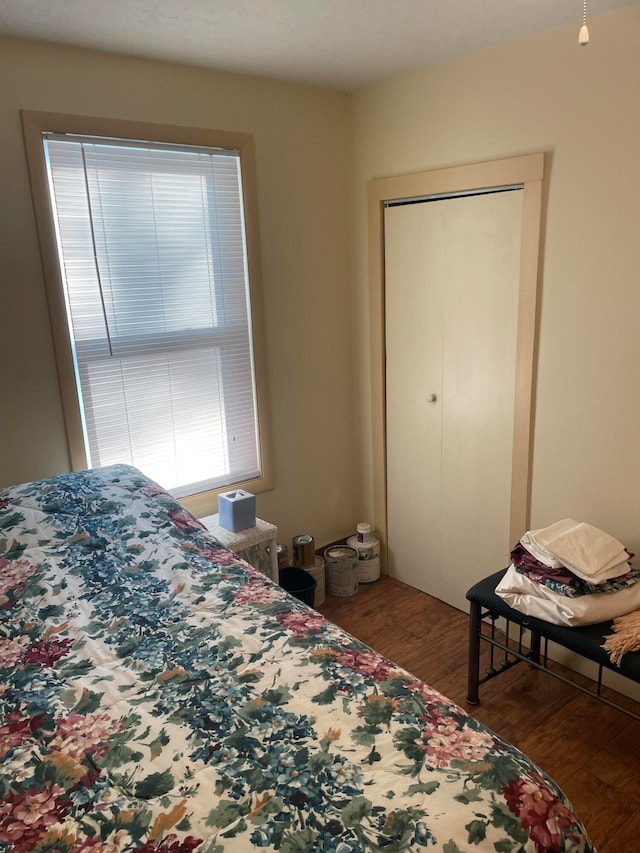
[368,153,545,569]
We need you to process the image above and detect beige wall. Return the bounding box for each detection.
[0,36,356,550]
[3,3,640,563]
[351,3,640,558]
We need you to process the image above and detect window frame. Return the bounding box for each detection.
[22,110,273,516]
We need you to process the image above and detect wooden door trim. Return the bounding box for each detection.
[368,153,545,569]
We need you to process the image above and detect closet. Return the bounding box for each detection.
[384,188,523,611]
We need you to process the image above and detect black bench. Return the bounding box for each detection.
[466,569,640,720]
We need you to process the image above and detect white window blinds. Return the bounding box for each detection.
[43,134,261,497]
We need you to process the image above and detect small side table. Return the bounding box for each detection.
[200,514,279,583]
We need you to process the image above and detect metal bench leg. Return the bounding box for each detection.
[529,629,541,664]
[467,599,481,705]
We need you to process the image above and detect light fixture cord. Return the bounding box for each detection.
[579,0,590,46]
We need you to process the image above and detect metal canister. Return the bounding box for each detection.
[276,543,289,569]
[292,534,315,568]
[324,545,359,597]
[346,522,381,583]
[308,555,326,607]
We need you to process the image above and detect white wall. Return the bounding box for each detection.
[0,36,357,550]
[351,4,640,557]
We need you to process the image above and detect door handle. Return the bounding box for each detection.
[427,393,438,403]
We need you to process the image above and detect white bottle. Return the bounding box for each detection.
[347,522,381,584]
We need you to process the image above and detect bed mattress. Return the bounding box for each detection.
[0,465,594,852]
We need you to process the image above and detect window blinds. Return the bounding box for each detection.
[44,134,260,497]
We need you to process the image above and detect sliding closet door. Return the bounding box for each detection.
[385,201,446,593]
[385,189,522,611]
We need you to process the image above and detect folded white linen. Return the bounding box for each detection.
[520,527,565,569]
[521,518,629,583]
[496,565,640,627]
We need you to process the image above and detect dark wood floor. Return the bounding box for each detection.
[319,574,640,853]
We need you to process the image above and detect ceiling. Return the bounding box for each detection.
[0,0,636,91]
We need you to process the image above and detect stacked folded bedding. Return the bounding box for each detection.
[496,518,640,628]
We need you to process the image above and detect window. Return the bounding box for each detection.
[22,112,272,509]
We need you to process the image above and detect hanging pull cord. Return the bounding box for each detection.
[579,0,590,46]
[80,144,114,357]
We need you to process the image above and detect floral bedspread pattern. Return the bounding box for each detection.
[0,465,594,853]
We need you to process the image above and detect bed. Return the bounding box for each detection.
[0,464,594,852]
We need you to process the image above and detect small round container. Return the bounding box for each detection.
[324,545,359,597]
[276,543,289,569]
[347,522,381,584]
[307,554,326,607]
[292,534,315,568]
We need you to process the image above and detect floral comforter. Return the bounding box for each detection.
[0,465,594,853]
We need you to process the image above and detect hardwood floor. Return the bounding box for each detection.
[319,574,640,852]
